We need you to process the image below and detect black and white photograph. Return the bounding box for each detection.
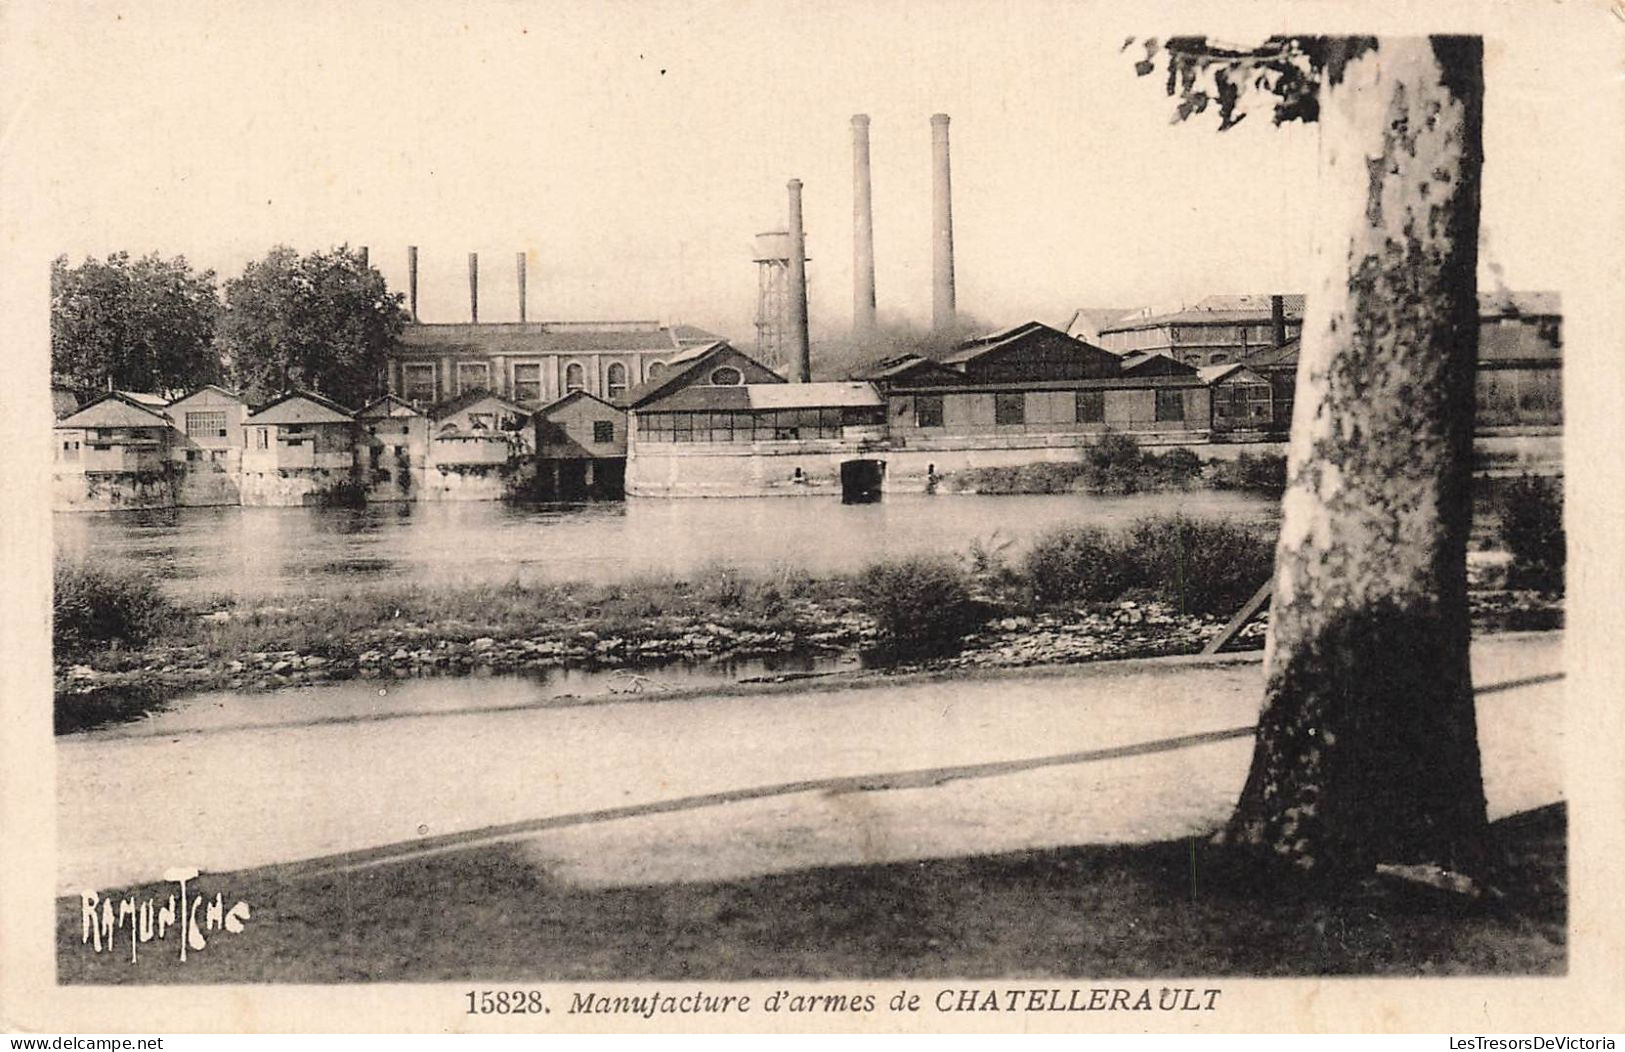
[2,0,1621,1037]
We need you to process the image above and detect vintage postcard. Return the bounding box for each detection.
[2,0,1622,1037]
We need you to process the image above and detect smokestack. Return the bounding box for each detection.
[1271,294,1287,348]
[930,113,957,332]
[851,114,877,336]
[516,252,528,323]
[468,252,479,324]
[358,245,369,266]
[407,246,419,321]
[786,179,811,383]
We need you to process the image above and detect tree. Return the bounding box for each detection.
[1132,37,1489,879]
[51,252,222,395]
[220,245,407,408]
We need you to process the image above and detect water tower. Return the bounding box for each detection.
[753,229,809,372]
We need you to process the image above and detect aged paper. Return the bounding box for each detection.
[2,0,1622,1035]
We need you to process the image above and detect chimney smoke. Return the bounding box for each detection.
[930,113,956,332]
[407,246,419,322]
[786,179,811,383]
[851,115,877,336]
[468,252,479,324]
[517,252,528,323]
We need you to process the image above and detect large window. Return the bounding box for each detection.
[994,392,1026,426]
[1155,388,1185,422]
[593,420,615,444]
[456,362,490,394]
[513,363,542,403]
[646,361,667,379]
[1075,390,1104,423]
[914,394,944,428]
[403,364,437,404]
[185,410,227,438]
[564,362,586,393]
[606,363,629,401]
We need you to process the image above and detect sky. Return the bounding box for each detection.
[4,0,1579,345]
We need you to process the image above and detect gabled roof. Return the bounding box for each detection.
[55,391,172,430]
[168,384,243,407]
[535,389,624,417]
[428,388,531,422]
[1065,307,1139,338]
[938,321,1106,366]
[1197,363,1269,385]
[856,353,965,383]
[357,394,425,419]
[246,389,354,425]
[671,324,725,345]
[1120,352,1197,377]
[1101,295,1306,333]
[1240,339,1300,369]
[115,390,171,408]
[621,341,784,408]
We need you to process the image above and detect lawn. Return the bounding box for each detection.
[59,803,1565,983]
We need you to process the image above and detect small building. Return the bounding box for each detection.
[166,385,247,506]
[240,390,360,506]
[421,390,534,501]
[534,390,628,500]
[52,391,176,510]
[1097,295,1306,366]
[1198,363,1276,438]
[356,395,430,502]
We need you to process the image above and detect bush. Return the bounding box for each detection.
[1083,430,1144,493]
[1146,446,1204,486]
[1022,515,1274,616]
[1500,475,1564,593]
[1024,525,1136,606]
[1207,453,1288,493]
[1122,516,1274,616]
[857,555,986,658]
[54,562,175,663]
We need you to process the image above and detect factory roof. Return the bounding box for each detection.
[1197,363,1270,385]
[55,391,172,430]
[1120,352,1196,377]
[621,341,785,408]
[1064,307,1140,340]
[535,389,623,417]
[1101,295,1308,333]
[395,321,689,357]
[246,389,354,425]
[884,374,1211,396]
[428,388,531,422]
[168,384,243,407]
[640,382,883,413]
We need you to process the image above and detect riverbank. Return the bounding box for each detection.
[54,568,1561,733]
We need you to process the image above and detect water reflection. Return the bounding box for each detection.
[54,492,1282,599]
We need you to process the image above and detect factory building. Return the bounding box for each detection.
[1097,295,1306,366]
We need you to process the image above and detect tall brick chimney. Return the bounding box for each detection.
[852,114,877,336]
[517,252,528,323]
[407,245,419,321]
[930,113,956,332]
[468,252,479,324]
[1271,294,1288,348]
[786,179,811,383]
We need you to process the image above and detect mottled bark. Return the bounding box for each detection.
[1224,37,1488,876]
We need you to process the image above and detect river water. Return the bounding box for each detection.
[53,491,1281,599]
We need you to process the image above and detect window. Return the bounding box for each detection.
[1075,390,1105,423]
[646,361,667,379]
[186,449,199,462]
[709,366,743,386]
[1155,388,1185,422]
[456,362,490,394]
[593,420,615,444]
[403,364,436,404]
[914,394,944,428]
[994,392,1026,426]
[606,363,629,401]
[185,410,227,438]
[513,363,542,403]
[565,362,586,393]
[254,428,269,450]
[468,412,494,430]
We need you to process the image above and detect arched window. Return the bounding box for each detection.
[709,366,743,386]
[565,362,585,393]
[646,361,667,379]
[606,362,629,401]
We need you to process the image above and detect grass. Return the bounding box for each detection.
[57,803,1565,983]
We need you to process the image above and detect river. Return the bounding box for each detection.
[53,491,1281,598]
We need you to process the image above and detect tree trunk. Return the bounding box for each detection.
[1224,37,1488,877]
